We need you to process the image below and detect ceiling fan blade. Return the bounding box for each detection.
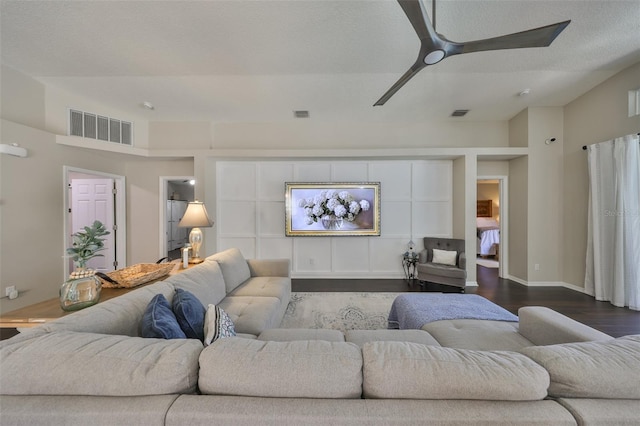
[374,64,425,106]
[397,0,437,41]
[448,20,571,56]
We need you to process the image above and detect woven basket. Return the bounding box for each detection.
[100,263,174,289]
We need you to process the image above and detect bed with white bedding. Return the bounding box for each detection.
[477,217,500,256]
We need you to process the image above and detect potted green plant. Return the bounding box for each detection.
[61,220,110,311]
[66,220,110,269]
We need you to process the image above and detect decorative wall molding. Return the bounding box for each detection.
[215,160,453,278]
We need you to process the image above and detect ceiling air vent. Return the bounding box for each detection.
[68,109,133,146]
[451,109,469,117]
[293,110,310,118]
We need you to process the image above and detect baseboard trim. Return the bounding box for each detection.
[506,275,528,286]
[561,282,591,295]
[506,276,590,295]
[526,281,567,287]
[466,281,479,287]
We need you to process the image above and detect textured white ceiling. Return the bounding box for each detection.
[1,0,639,123]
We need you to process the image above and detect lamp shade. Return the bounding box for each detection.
[178,201,214,228]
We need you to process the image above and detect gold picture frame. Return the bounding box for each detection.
[477,199,493,217]
[285,182,381,236]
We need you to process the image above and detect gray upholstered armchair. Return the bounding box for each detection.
[416,237,467,292]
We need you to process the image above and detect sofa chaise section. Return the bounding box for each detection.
[206,248,291,336]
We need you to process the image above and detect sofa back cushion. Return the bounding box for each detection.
[39,282,175,337]
[163,260,226,307]
[521,335,640,399]
[198,337,363,398]
[0,331,202,396]
[362,341,549,400]
[206,248,251,293]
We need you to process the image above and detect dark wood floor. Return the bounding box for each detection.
[293,266,640,338]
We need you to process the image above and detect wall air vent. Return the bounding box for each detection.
[293,110,310,118]
[68,109,133,146]
[451,109,469,117]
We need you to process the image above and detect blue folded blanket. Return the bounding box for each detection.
[388,294,518,330]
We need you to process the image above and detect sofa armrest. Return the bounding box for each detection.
[458,252,466,270]
[418,249,428,264]
[518,306,612,346]
[247,259,291,277]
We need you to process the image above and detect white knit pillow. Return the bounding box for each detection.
[432,248,457,266]
[203,304,236,346]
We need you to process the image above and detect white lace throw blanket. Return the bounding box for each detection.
[388,294,518,330]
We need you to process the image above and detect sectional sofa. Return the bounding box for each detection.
[1,248,638,425]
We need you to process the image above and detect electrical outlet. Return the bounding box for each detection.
[534,264,540,271]
[5,286,18,299]
[309,258,315,266]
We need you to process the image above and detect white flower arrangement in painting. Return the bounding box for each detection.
[298,190,370,226]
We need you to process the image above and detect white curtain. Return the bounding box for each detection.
[585,133,640,310]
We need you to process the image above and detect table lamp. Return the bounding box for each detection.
[178,200,214,264]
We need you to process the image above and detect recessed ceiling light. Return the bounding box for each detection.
[142,101,155,110]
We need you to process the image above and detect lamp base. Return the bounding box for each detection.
[188,257,204,264]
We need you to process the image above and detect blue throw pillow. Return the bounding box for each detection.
[141,294,186,339]
[172,288,206,341]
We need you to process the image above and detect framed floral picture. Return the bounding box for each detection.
[285,182,381,236]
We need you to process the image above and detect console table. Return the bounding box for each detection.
[0,260,191,331]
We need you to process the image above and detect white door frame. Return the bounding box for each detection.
[63,166,126,279]
[159,176,194,259]
[477,175,508,279]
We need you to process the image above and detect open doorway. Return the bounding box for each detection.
[63,166,126,278]
[476,177,508,278]
[159,176,195,260]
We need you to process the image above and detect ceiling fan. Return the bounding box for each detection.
[374,0,570,106]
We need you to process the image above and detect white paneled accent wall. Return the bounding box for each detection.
[216,160,452,278]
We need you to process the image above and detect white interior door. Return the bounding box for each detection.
[70,178,116,272]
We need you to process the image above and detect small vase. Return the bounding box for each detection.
[60,268,102,311]
[321,215,343,230]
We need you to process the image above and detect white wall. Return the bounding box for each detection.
[563,62,640,289]
[526,107,564,283]
[211,121,509,149]
[214,160,453,278]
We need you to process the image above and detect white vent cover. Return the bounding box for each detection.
[69,109,133,146]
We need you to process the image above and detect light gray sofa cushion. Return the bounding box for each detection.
[207,248,251,293]
[198,337,363,399]
[0,395,179,426]
[166,396,577,426]
[246,258,290,278]
[521,335,640,399]
[0,331,202,396]
[556,398,640,425]
[227,276,290,302]
[421,319,534,351]
[518,306,612,345]
[258,328,345,342]
[37,282,175,337]
[163,260,226,307]
[362,341,549,400]
[345,329,441,348]
[218,295,283,336]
